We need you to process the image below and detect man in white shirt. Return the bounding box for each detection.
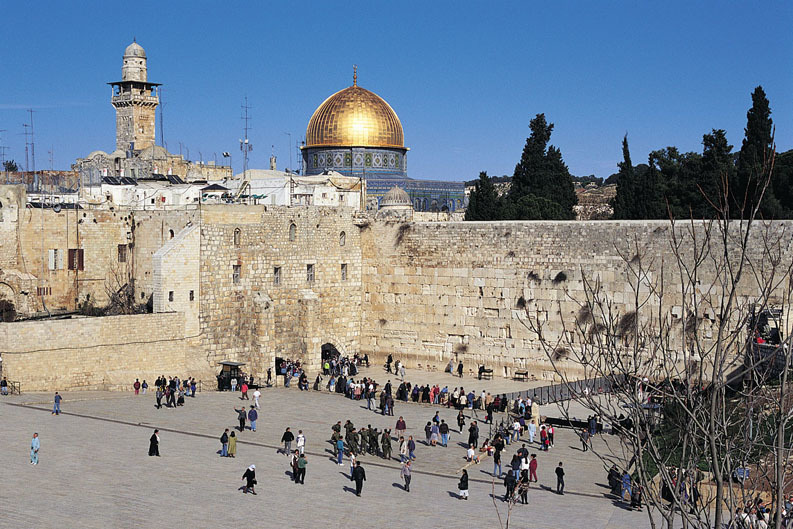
[297,430,306,455]
[253,389,261,408]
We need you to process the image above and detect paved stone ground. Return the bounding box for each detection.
[0,375,656,529]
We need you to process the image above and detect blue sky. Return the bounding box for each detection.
[1,1,791,181]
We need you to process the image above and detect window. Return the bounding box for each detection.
[67,249,84,271]
[47,249,63,270]
[273,266,281,286]
[169,229,175,239]
[168,291,174,302]
[289,223,296,241]
[37,286,51,296]
[233,228,241,247]
[341,263,347,281]
[306,264,314,283]
[233,265,241,285]
[118,244,127,263]
[339,231,346,247]
[189,290,194,301]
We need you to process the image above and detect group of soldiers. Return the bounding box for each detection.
[331,420,394,460]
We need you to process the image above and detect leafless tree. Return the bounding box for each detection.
[515,147,793,528]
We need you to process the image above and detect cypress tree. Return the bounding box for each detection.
[736,86,780,218]
[698,129,733,218]
[465,171,500,221]
[612,134,636,219]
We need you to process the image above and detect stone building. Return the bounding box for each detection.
[73,42,229,187]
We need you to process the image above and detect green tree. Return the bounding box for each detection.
[508,113,577,219]
[735,86,780,218]
[612,134,636,219]
[502,193,568,220]
[465,171,501,221]
[698,129,734,218]
[3,159,18,172]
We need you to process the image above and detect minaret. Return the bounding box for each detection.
[109,40,160,152]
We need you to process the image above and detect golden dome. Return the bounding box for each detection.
[305,81,404,149]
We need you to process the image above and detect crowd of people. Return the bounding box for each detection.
[149,375,198,408]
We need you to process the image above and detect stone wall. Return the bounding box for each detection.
[361,220,793,380]
[132,209,198,305]
[0,312,209,391]
[153,225,200,336]
[198,205,362,376]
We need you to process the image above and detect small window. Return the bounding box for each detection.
[48,249,63,270]
[141,292,146,300]
[339,231,346,247]
[118,244,127,263]
[289,223,296,241]
[168,291,174,302]
[233,265,241,285]
[306,264,314,283]
[189,290,194,301]
[169,229,175,239]
[67,249,84,271]
[233,228,241,247]
[274,266,281,286]
[341,263,347,281]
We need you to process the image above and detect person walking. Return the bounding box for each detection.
[336,437,345,465]
[228,431,237,458]
[395,416,406,439]
[529,453,538,483]
[230,377,237,393]
[439,419,450,447]
[1,377,8,396]
[457,361,464,378]
[401,460,412,492]
[296,430,306,455]
[30,433,40,465]
[141,380,148,394]
[352,461,366,496]
[253,389,261,408]
[242,465,257,494]
[493,448,502,478]
[148,429,160,456]
[220,429,230,457]
[555,462,565,495]
[52,392,63,415]
[281,427,294,454]
[518,471,529,504]
[458,469,469,500]
[468,421,479,449]
[504,471,517,502]
[234,407,247,432]
[381,429,392,460]
[580,428,590,452]
[155,387,163,409]
[407,435,416,461]
[399,436,408,463]
[248,406,258,432]
[295,453,307,484]
[240,382,249,400]
[133,379,141,395]
[457,410,466,433]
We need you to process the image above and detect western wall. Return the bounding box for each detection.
[1,190,792,391]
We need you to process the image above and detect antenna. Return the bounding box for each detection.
[159,87,165,149]
[240,96,253,182]
[284,132,292,171]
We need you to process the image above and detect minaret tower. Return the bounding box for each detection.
[109,40,160,152]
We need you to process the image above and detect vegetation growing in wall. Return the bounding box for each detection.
[394,222,412,246]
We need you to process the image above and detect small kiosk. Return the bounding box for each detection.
[217,361,246,391]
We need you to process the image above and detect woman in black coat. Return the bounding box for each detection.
[458,469,469,500]
[242,465,257,494]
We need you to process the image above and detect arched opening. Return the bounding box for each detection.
[339,231,346,247]
[321,343,340,362]
[169,229,175,239]
[289,223,297,242]
[0,282,16,322]
[233,228,241,247]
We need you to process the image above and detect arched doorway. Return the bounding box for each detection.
[321,343,340,362]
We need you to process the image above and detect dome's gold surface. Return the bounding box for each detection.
[305,85,404,148]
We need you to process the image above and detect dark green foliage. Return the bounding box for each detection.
[612,135,636,219]
[501,193,569,220]
[772,149,793,216]
[506,113,577,219]
[698,129,734,217]
[735,86,782,218]
[465,171,501,221]
[2,160,18,172]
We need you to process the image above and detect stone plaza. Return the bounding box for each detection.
[0,367,651,528]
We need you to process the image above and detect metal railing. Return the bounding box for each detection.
[500,374,626,406]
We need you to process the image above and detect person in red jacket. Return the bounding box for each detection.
[529,453,538,482]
